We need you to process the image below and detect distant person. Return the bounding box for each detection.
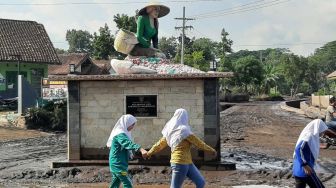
[293,119,328,188]
[145,108,217,188]
[106,115,148,188]
[326,96,336,131]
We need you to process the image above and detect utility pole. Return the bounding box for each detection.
[175,7,194,64]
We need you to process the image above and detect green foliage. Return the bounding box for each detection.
[26,100,67,132]
[262,63,279,94]
[113,14,137,33]
[184,51,208,71]
[278,53,308,95]
[233,56,264,92]
[218,28,233,55]
[66,29,93,53]
[55,48,67,54]
[92,24,115,60]
[191,38,216,61]
[159,37,178,59]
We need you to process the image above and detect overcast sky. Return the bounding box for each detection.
[0,0,335,56]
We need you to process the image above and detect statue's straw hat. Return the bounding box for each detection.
[138,1,170,18]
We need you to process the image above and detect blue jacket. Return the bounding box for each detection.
[293,140,315,177]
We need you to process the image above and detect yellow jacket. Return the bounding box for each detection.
[147,134,216,164]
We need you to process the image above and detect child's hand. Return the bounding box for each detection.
[303,165,313,176]
[140,148,148,159]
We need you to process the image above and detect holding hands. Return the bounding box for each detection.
[140,148,149,159]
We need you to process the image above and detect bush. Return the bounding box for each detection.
[26,99,67,132]
[26,107,51,129]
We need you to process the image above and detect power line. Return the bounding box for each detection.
[194,0,291,19]
[192,0,266,17]
[234,42,328,47]
[0,0,227,6]
[195,0,287,19]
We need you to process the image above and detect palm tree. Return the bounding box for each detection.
[262,63,279,94]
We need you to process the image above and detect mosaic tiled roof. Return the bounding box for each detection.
[0,18,60,64]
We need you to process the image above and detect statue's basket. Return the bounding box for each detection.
[114,29,139,55]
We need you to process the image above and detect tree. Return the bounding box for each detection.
[218,28,233,56]
[55,48,67,54]
[278,54,308,96]
[92,24,115,60]
[233,56,264,93]
[113,14,137,33]
[159,37,178,59]
[66,29,92,53]
[262,63,279,94]
[184,51,208,71]
[192,38,216,61]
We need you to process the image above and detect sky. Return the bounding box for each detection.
[0,0,336,57]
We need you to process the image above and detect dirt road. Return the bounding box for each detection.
[0,101,335,187]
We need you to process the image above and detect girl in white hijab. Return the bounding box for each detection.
[107,114,147,188]
[293,119,328,188]
[146,109,217,188]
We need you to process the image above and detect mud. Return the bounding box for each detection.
[0,101,336,187]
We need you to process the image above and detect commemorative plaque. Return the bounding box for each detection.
[126,95,157,117]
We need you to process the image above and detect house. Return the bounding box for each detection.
[0,18,60,98]
[48,53,110,75]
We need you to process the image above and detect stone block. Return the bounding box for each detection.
[153,118,167,126]
[190,118,203,126]
[196,86,203,94]
[158,87,171,94]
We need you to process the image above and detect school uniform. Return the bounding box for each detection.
[106,115,140,188]
[293,119,328,188]
[147,108,216,188]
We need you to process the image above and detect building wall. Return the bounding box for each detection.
[79,80,205,150]
[0,62,47,91]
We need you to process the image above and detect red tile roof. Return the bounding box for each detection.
[48,53,88,75]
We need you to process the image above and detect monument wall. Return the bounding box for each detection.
[80,80,205,159]
[50,73,231,163]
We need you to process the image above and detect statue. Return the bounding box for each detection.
[111,1,203,75]
[129,1,169,58]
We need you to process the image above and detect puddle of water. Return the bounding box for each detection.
[221,150,291,170]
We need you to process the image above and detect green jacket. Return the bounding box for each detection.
[109,133,141,173]
[136,15,158,48]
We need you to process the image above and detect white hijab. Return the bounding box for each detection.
[106,114,137,148]
[294,119,328,160]
[162,108,193,151]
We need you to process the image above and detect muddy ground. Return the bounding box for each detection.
[0,101,336,188]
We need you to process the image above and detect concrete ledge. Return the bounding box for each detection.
[300,101,326,119]
[280,101,305,115]
[49,72,233,81]
[51,160,236,171]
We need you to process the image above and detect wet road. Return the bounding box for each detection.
[0,101,335,187]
